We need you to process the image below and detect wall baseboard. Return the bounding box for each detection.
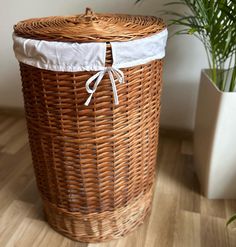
[0,106,25,117]
[160,127,193,140]
[0,107,194,140]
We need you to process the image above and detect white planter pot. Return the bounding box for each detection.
[194,69,236,199]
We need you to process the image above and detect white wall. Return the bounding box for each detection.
[0,0,208,130]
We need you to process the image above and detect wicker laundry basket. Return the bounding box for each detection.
[13,8,167,243]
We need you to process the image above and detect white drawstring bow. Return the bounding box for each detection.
[84,67,125,106]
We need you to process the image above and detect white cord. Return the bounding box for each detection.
[84,67,125,106]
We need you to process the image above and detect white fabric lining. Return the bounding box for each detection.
[13,28,168,105]
[13,36,107,72]
[111,28,168,68]
[13,28,168,72]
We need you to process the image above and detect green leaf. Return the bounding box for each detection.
[160,0,236,91]
[227,214,236,227]
[188,27,197,34]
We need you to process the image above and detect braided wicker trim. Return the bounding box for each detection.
[43,185,154,243]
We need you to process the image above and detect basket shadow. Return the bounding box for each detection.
[156,136,201,202]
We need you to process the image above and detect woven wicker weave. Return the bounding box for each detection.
[15,9,165,243]
[14,8,165,42]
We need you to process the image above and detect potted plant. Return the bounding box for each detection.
[163,0,236,199]
[170,0,236,199]
[162,0,236,199]
[137,0,236,198]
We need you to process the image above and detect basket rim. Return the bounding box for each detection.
[13,10,166,43]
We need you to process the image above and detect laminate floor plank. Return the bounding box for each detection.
[0,118,26,146]
[173,210,201,247]
[178,155,201,213]
[200,214,229,247]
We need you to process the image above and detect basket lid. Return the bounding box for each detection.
[14,8,166,43]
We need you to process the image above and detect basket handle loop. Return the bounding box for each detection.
[84,7,97,22]
[85,8,94,16]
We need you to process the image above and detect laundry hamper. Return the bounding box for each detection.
[13,8,168,243]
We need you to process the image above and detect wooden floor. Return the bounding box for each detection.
[0,112,236,247]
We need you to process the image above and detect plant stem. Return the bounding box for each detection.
[225,55,233,91]
[211,51,218,87]
[230,71,236,92]
[229,55,236,92]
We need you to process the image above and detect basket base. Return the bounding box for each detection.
[43,187,154,243]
